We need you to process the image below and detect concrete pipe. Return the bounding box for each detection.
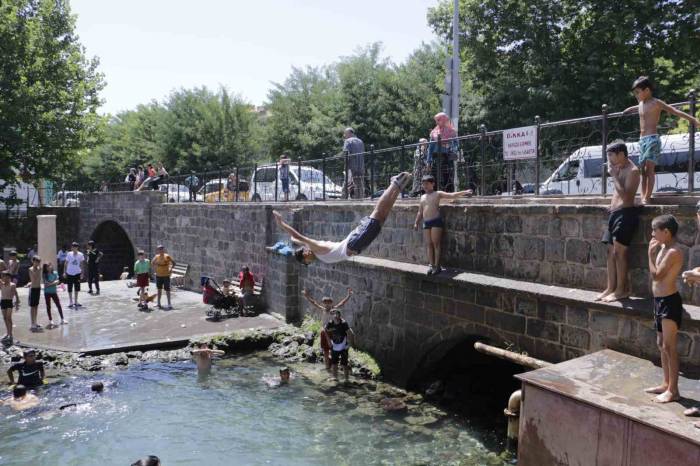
[504,389,522,453]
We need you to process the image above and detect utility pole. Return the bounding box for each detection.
[441,0,461,188]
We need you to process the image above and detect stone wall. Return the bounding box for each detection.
[0,207,79,253]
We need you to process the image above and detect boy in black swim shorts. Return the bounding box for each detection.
[273,172,414,265]
[596,141,641,303]
[645,214,684,404]
[413,175,472,275]
[324,310,355,382]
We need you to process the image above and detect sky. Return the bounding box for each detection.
[70,0,442,115]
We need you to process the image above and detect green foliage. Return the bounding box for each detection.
[427,0,700,130]
[0,0,105,187]
[87,87,261,183]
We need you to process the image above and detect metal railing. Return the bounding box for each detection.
[8,90,695,210]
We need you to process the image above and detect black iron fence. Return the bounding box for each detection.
[3,90,697,215]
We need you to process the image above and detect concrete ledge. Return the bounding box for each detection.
[348,255,700,330]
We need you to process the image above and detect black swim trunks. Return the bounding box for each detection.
[601,207,639,247]
[423,217,444,229]
[29,288,41,307]
[654,292,683,332]
[331,349,349,366]
[1,299,13,310]
[346,216,382,254]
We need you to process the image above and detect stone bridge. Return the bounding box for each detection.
[71,193,700,386]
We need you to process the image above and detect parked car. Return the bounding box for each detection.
[158,183,198,202]
[52,190,82,207]
[198,178,250,203]
[249,165,343,201]
[540,133,699,195]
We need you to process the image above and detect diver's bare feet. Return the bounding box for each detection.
[602,290,631,302]
[652,390,680,403]
[695,421,700,429]
[683,407,700,417]
[595,289,614,301]
[644,385,668,395]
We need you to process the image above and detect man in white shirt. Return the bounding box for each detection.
[273,171,412,265]
[63,242,85,308]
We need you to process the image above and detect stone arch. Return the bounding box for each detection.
[90,220,136,280]
[405,322,511,389]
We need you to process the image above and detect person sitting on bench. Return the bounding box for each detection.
[273,172,413,265]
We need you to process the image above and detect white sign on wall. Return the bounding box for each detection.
[503,125,537,161]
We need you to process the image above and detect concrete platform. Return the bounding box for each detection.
[9,280,283,354]
[516,350,700,466]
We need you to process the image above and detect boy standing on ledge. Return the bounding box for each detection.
[622,76,699,204]
[413,174,472,276]
[596,141,640,302]
[645,214,684,403]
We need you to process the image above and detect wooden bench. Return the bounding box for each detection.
[171,263,189,288]
[230,278,264,311]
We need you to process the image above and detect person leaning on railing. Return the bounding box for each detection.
[427,112,458,192]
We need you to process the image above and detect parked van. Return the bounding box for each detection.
[540,133,700,195]
[249,165,343,201]
[198,178,250,203]
[52,190,82,207]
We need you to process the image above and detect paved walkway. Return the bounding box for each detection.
[9,280,282,353]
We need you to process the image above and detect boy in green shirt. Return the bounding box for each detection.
[133,250,151,310]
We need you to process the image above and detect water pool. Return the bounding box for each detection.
[0,355,510,466]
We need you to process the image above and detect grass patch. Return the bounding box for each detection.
[350,348,381,377]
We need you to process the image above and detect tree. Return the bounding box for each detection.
[0,0,104,189]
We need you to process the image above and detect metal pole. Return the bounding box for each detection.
[370,144,375,196]
[688,89,696,193]
[535,115,541,196]
[344,151,349,200]
[177,177,180,203]
[218,169,222,203]
[322,153,327,201]
[437,135,443,191]
[480,125,486,195]
[235,166,240,202]
[450,0,460,132]
[400,139,406,174]
[297,158,302,200]
[253,163,258,199]
[601,104,608,196]
[274,162,279,202]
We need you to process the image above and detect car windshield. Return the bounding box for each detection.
[299,168,333,185]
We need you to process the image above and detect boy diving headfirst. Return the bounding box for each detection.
[273,172,413,265]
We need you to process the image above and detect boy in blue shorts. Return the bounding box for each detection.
[623,76,699,204]
[279,154,291,202]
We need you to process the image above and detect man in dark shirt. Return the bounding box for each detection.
[342,128,365,199]
[86,240,104,295]
[8,350,44,388]
[324,310,355,382]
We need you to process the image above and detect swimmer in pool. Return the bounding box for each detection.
[191,342,225,373]
[264,367,292,388]
[1,384,39,411]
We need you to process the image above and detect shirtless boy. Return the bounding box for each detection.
[302,287,353,370]
[274,172,412,265]
[7,251,19,284]
[413,175,472,275]
[622,76,700,204]
[1,271,20,343]
[26,256,43,331]
[1,385,39,411]
[596,141,641,302]
[191,342,225,373]
[644,215,684,403]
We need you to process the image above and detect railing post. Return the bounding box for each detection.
[297,158,302,200]
[253,163,258,199]
[370,144,375,196]
[688,89,696,193]
[601,104,608,196]
[322,153,327,201]
[479,125,486,195]
[437,135,443,191]
[344,151,349,199]
[177,177,180,203]
[400,139,406,174]
[274,162,279,202]
[535,115,541,196]
[218,169,222,203]
[235,166,240,202]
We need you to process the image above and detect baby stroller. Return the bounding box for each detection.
[202,277,240,321]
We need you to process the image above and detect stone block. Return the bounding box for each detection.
[560,325,591,349]
[589,242,608,267]
[485,310,526,333]
[566,307,589,328]
[581,216,604,240]
[492,236,515,258]
[583,268,607,290]
[500,293,515,313]
[515,237,544,261]
[534,339,564,363]
[453,285,476,303]
[561,218,581,238]
[476,288,500,308]
[453,303,485,323]
[545,239,566,263]
[504,216,522,233]
[548,217,562,238]
[419,280,439,296]
[538,301,566,323]
[526,319,560,342]
[485,216,505,233]
[565,239,590,264]
[678,332,692,358]
[589,311,620,334]
[523,215,549,236]
[564,347,586,360]
[515,297,538,317]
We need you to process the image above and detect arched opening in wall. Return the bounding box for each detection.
[91,221,135,280]
[407,335,523,451]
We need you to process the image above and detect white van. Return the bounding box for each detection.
[249,165,343,201]
[541,133,700,195]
